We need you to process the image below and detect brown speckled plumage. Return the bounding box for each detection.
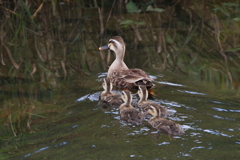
[99,36,154,91]
[137,85,168,118]
[147,106,184,136]
[119,90,144,125]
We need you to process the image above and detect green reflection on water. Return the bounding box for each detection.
[1,1,240,159]
[0,71,239,160]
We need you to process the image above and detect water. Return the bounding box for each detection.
[1,1,240,159]
[2,71,240,160]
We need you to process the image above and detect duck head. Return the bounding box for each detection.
[99,36,126,60]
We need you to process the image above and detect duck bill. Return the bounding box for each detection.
[99,45,109,50]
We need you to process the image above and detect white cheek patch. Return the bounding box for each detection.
[109,39,122,49]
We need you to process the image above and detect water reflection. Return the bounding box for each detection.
[23,147,50,158]
[76,91,101,102]
[203,129,233,137]
[3,71,240,160]
[212,107,240,113]
[156,81,185,87]
[55,142,68,147]
[177,90,206,95]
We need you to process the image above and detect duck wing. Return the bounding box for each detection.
[109,69,154,89]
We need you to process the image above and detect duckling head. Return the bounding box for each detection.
[138,85,148,101]
[147,105,160,118]
[121,90,132,105]
[171,123,185,136]
[102,78,113,93]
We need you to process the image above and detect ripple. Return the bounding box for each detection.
[71,125,78,129]
[168,117,185,122]
[167,109,177,115]
[76,92,101,102]
[104,111,119,115]
[203,129,233,137]
[141,127,151,132]
[101,125,110,128]
[23,146,50,158]
[76,94,89,101]
[157,142,170,145]
[181,125,193,131]
[155,81,185,87]
[190,146,205,150]
[55,142,68,147]
[149,75,158,79]
[210,101,231,105]
[161,101,182,108]
[212,107,240,113]
[177,90,206,95]
[190,132,202,137]
[212,115,235,121]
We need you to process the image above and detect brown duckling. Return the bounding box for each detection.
[100,78,123,107]
[119,90,144,125]
[137,85,168,118]
[147,105,184,136]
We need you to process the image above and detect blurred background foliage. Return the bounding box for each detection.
[0,0,240,138]
[0,0,240,89]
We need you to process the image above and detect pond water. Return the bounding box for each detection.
[2,70,240,160]
[1,1,240,159]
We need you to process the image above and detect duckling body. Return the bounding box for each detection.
[100,78,123,107]
[138,85,168,118]
[119,90,144,125]
[147,106,184,136]
[99,36,154,92]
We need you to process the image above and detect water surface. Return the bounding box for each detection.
[2,71,240,160]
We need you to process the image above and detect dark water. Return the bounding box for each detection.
[1,1,240,159]
[2,70,240,160]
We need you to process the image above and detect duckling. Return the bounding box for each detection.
[119,90,144,125]
[147,106,184,136]
[99,36,155,96]
[137,85,168,118]
[100,78,123,107]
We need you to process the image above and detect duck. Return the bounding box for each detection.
[100,78,123,107]
[99,36,155,96]
[147,105,184,136]
[119,90,144,125]
[137,85,168,118]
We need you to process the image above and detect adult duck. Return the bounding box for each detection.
[99,36,155,96]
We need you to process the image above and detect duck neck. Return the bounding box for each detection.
[140,91,148,102]
[123,96,132,107]
[150,114,159,120]
[108,49,128,74]
[115,47,125,61]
